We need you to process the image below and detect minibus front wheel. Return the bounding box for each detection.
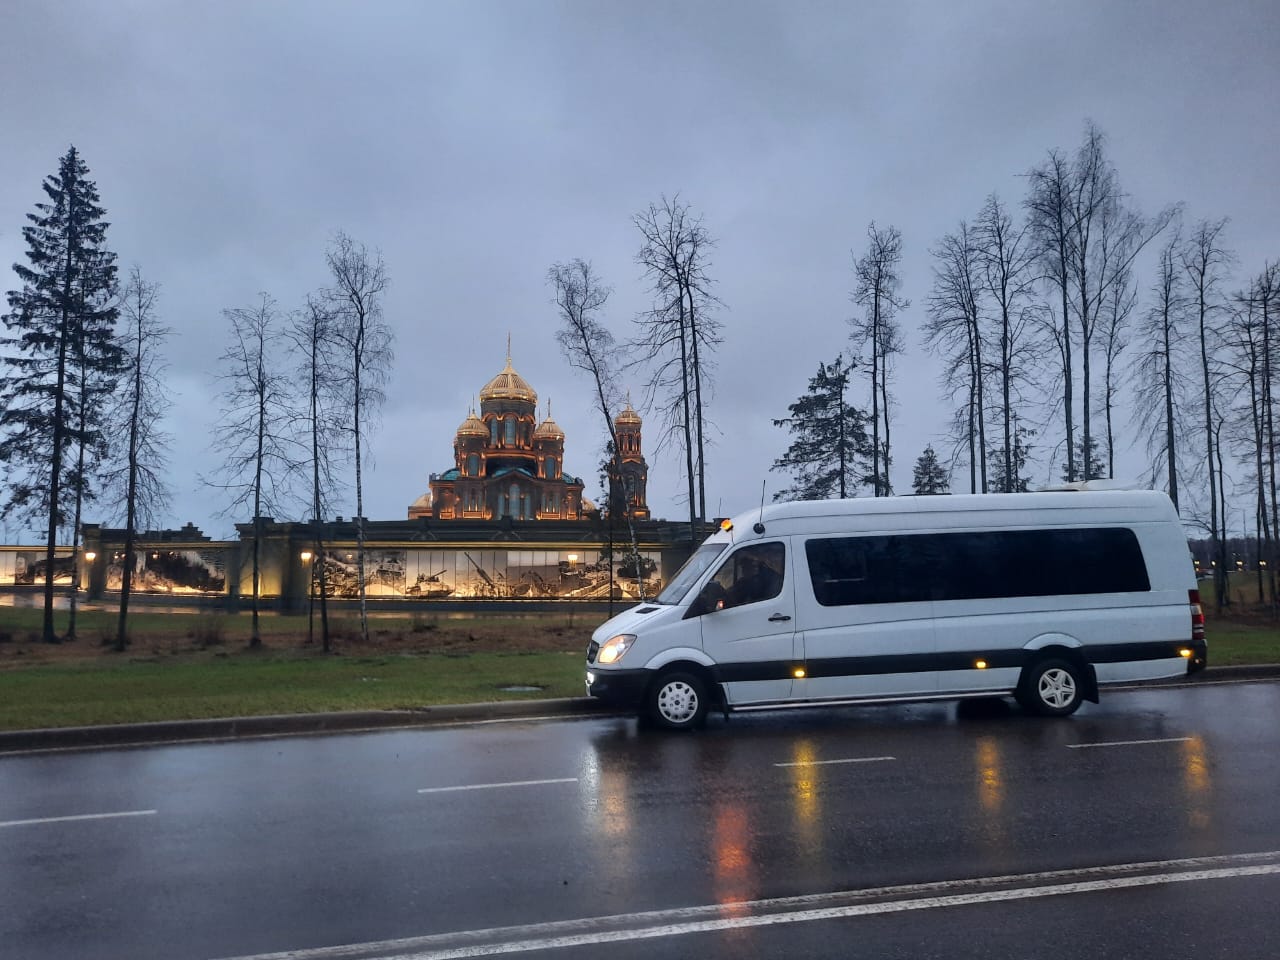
[1016,657,1084,717]
[646,670,709,731]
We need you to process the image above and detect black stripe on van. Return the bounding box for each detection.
[712,642,1188,683]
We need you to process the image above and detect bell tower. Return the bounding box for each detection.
[613,397,649,521]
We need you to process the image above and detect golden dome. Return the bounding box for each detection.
[456,411,486,437]
[534,416,564,441]
[480,357,537,404]
[615,399,641,426]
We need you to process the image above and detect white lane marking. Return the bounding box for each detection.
[417,778,577,794]
[209,849,1280,960]
[0,809,157,828]
[1066,736,1193,749]
[773,756,895,767]
[392,865,1280,958]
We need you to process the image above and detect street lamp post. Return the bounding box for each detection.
[300,550,314,645]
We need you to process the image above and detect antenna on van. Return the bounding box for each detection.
[753,480,767,535]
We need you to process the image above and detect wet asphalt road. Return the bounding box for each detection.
[2,680,1279,960]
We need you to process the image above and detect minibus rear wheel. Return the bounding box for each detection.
[646,670,709,730]
[1017,657,1084,717]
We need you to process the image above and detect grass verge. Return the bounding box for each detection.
[0,604,1275,732]
[0,651,585,730]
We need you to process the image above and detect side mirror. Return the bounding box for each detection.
[688,581,727,618]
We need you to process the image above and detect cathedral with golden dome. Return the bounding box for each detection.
[409,353,649,522]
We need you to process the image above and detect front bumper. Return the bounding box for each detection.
[585,668,650,708]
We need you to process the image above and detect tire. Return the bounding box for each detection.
[1017,657,1084,717]
[646,671,709,731]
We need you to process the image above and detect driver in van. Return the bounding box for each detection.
[728,551,783,607]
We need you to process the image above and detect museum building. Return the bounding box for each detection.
[52,354,694,609]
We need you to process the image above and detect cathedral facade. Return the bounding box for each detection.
[410,354,649,522]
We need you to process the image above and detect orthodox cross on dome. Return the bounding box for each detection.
[507,331,511,363]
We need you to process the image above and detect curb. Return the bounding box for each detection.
[2,664,1278,755]
[0,698,625,755]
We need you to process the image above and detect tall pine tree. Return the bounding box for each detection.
[1,146,121,643]
[771,356,871,501]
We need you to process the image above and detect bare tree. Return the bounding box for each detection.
[975,194,1038,493]
[1025,147,1079,481]
[633,196,721,540]
[550,258,644,611]
[1099,257,1138,479]
[1224,288,1274,606]
[1132,233,1190,509]
[1070,126,1177,481]
[1236,263,1280,605]
[65,236,126,641]
[102,267,172,650]
[1181,218,1235,608]
[925,222,986,493]
[288,294,348,651]
[205,293,301,647]
[325,232,392,644]
[850,222,907,496]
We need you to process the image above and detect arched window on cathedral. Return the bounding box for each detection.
[505,418,516,446]
[466,454,479,476]
[489,418,498,445]
[509,483,520,519]
[545,456,557,479]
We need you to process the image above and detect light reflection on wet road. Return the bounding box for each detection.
[2,680,1278,959]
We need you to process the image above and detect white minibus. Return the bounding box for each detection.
[585,490,1207,729]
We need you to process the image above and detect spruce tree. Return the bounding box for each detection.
[1,146,121,643]
[986,424,1035,493]
[912,445,951,495]
[1060,435,1108,483]
[771,356,871,501]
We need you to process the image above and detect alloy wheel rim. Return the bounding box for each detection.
[1039,668,1076,708]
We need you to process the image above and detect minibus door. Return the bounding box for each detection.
[693,539,798,705]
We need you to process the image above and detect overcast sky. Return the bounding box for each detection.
[2,0,1277,540]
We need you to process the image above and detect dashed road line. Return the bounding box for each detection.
[1066,736,1193,749]
[417,778,577,794]
[773,756,895,767]
[0,809,157,828]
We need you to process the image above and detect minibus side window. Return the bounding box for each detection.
[805,536,937,605]
[806,527,1149,607]
[702,542,785,612]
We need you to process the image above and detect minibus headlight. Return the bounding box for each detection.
[597,634,636,665]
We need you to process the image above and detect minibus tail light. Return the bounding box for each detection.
[1189,589,1205,642]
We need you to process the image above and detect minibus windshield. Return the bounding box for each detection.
[655,543,727,604]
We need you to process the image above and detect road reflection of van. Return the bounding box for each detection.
[585,490,1207,730]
